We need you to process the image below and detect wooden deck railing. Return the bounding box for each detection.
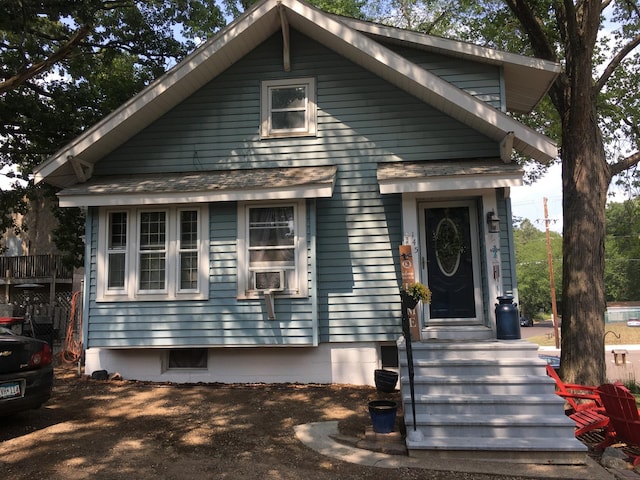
[0,255,73,280]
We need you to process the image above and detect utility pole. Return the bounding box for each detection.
[544,197,560,349]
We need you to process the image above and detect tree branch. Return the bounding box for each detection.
[609,151,640,177]
[0,25,91,95]
[504,0,569,113]
[595,33,640,93]
[504,0,559,62]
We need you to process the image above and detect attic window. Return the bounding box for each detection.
[261,78,316,138]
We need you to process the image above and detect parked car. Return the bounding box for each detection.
[520,315,533,327]
[539,354,560,373]
[0,327,53,415]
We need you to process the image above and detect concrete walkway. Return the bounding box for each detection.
[294,421,617,479]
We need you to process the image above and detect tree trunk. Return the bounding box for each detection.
[560,100,609,386]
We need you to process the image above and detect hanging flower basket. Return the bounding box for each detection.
[400,282,431,309]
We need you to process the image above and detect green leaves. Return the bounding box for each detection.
[0,0,228,257]
[514,219,562,318]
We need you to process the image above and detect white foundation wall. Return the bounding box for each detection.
[84,342,386,386]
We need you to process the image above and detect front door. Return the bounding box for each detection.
[420,201,483,325]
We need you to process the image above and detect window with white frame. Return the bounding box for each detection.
[238,201,307,298]
[261,78,316,138]
[98,205,208,301]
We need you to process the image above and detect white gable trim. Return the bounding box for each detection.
[35,0,558,189]
[282,3,555,161]
[331,15,560,114]
[35,0,284,186]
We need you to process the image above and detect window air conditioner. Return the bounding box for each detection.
[253,270,285,292]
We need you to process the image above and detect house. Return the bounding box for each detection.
[34,1,560,387]
[0,191,79,341]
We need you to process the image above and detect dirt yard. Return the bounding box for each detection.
[0,366,602,480]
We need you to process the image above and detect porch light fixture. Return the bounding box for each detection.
[487,211,500,233]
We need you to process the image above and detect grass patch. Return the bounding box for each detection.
[526,322,640,347]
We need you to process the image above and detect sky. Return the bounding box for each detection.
[510,163,563,233]
[511,161,634,235]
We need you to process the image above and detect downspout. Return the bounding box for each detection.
[81,207,92,365]
[310,200,318,346]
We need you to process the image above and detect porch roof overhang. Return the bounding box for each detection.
[57,165,337,207]
[377,159,523,194]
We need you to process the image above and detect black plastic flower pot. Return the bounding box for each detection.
[374,369,398,393]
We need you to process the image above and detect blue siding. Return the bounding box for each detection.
[87,204,315,347]
[86,30,505,348]
[498,189,516,295]
[95,32,497,175]
[382,43,503,109]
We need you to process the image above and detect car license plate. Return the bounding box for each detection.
[0,381,23,399]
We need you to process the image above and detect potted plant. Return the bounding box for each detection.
[400,282,431,309]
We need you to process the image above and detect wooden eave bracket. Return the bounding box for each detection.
[500,132,515,163]
[69,156,94,183]
[279,4,291,72]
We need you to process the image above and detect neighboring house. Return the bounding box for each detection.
[606,301,640,323]
[34,0,559,385]
[0,192,77,338]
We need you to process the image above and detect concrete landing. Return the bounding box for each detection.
[294,421,616,479]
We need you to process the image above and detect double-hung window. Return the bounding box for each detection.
[261,78,316,138]
[238,201,307,298]
[98,205,208,301]
[106,211,128,292]
[138,211,166,292]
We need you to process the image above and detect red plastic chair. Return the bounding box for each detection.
[546,365,610,436]
[596,383,640,466]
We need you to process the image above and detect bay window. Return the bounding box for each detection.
[98,205,208,301]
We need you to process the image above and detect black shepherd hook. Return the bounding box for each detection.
[401,296,417,432]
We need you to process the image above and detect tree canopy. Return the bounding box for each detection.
[0,0,231,256]
[514,219,563,319]
[605,197,640,302]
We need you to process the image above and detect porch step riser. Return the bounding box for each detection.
[406,445,587,465]
[401,381,554,396]
[401,402,565,416]
[399,351,542,362]
[397,339,540,356]
[399,364,547,376]
[402,423,576,438]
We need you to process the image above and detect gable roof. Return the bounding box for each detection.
[34,0,560,189]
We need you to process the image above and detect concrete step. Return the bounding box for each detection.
[397,338,541,360]
[397,339,587,464]
[400,393,566,415]
[402,413,577,438]
[398,358,549,376]
[400,374,556,395]
[405,435,587,464]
